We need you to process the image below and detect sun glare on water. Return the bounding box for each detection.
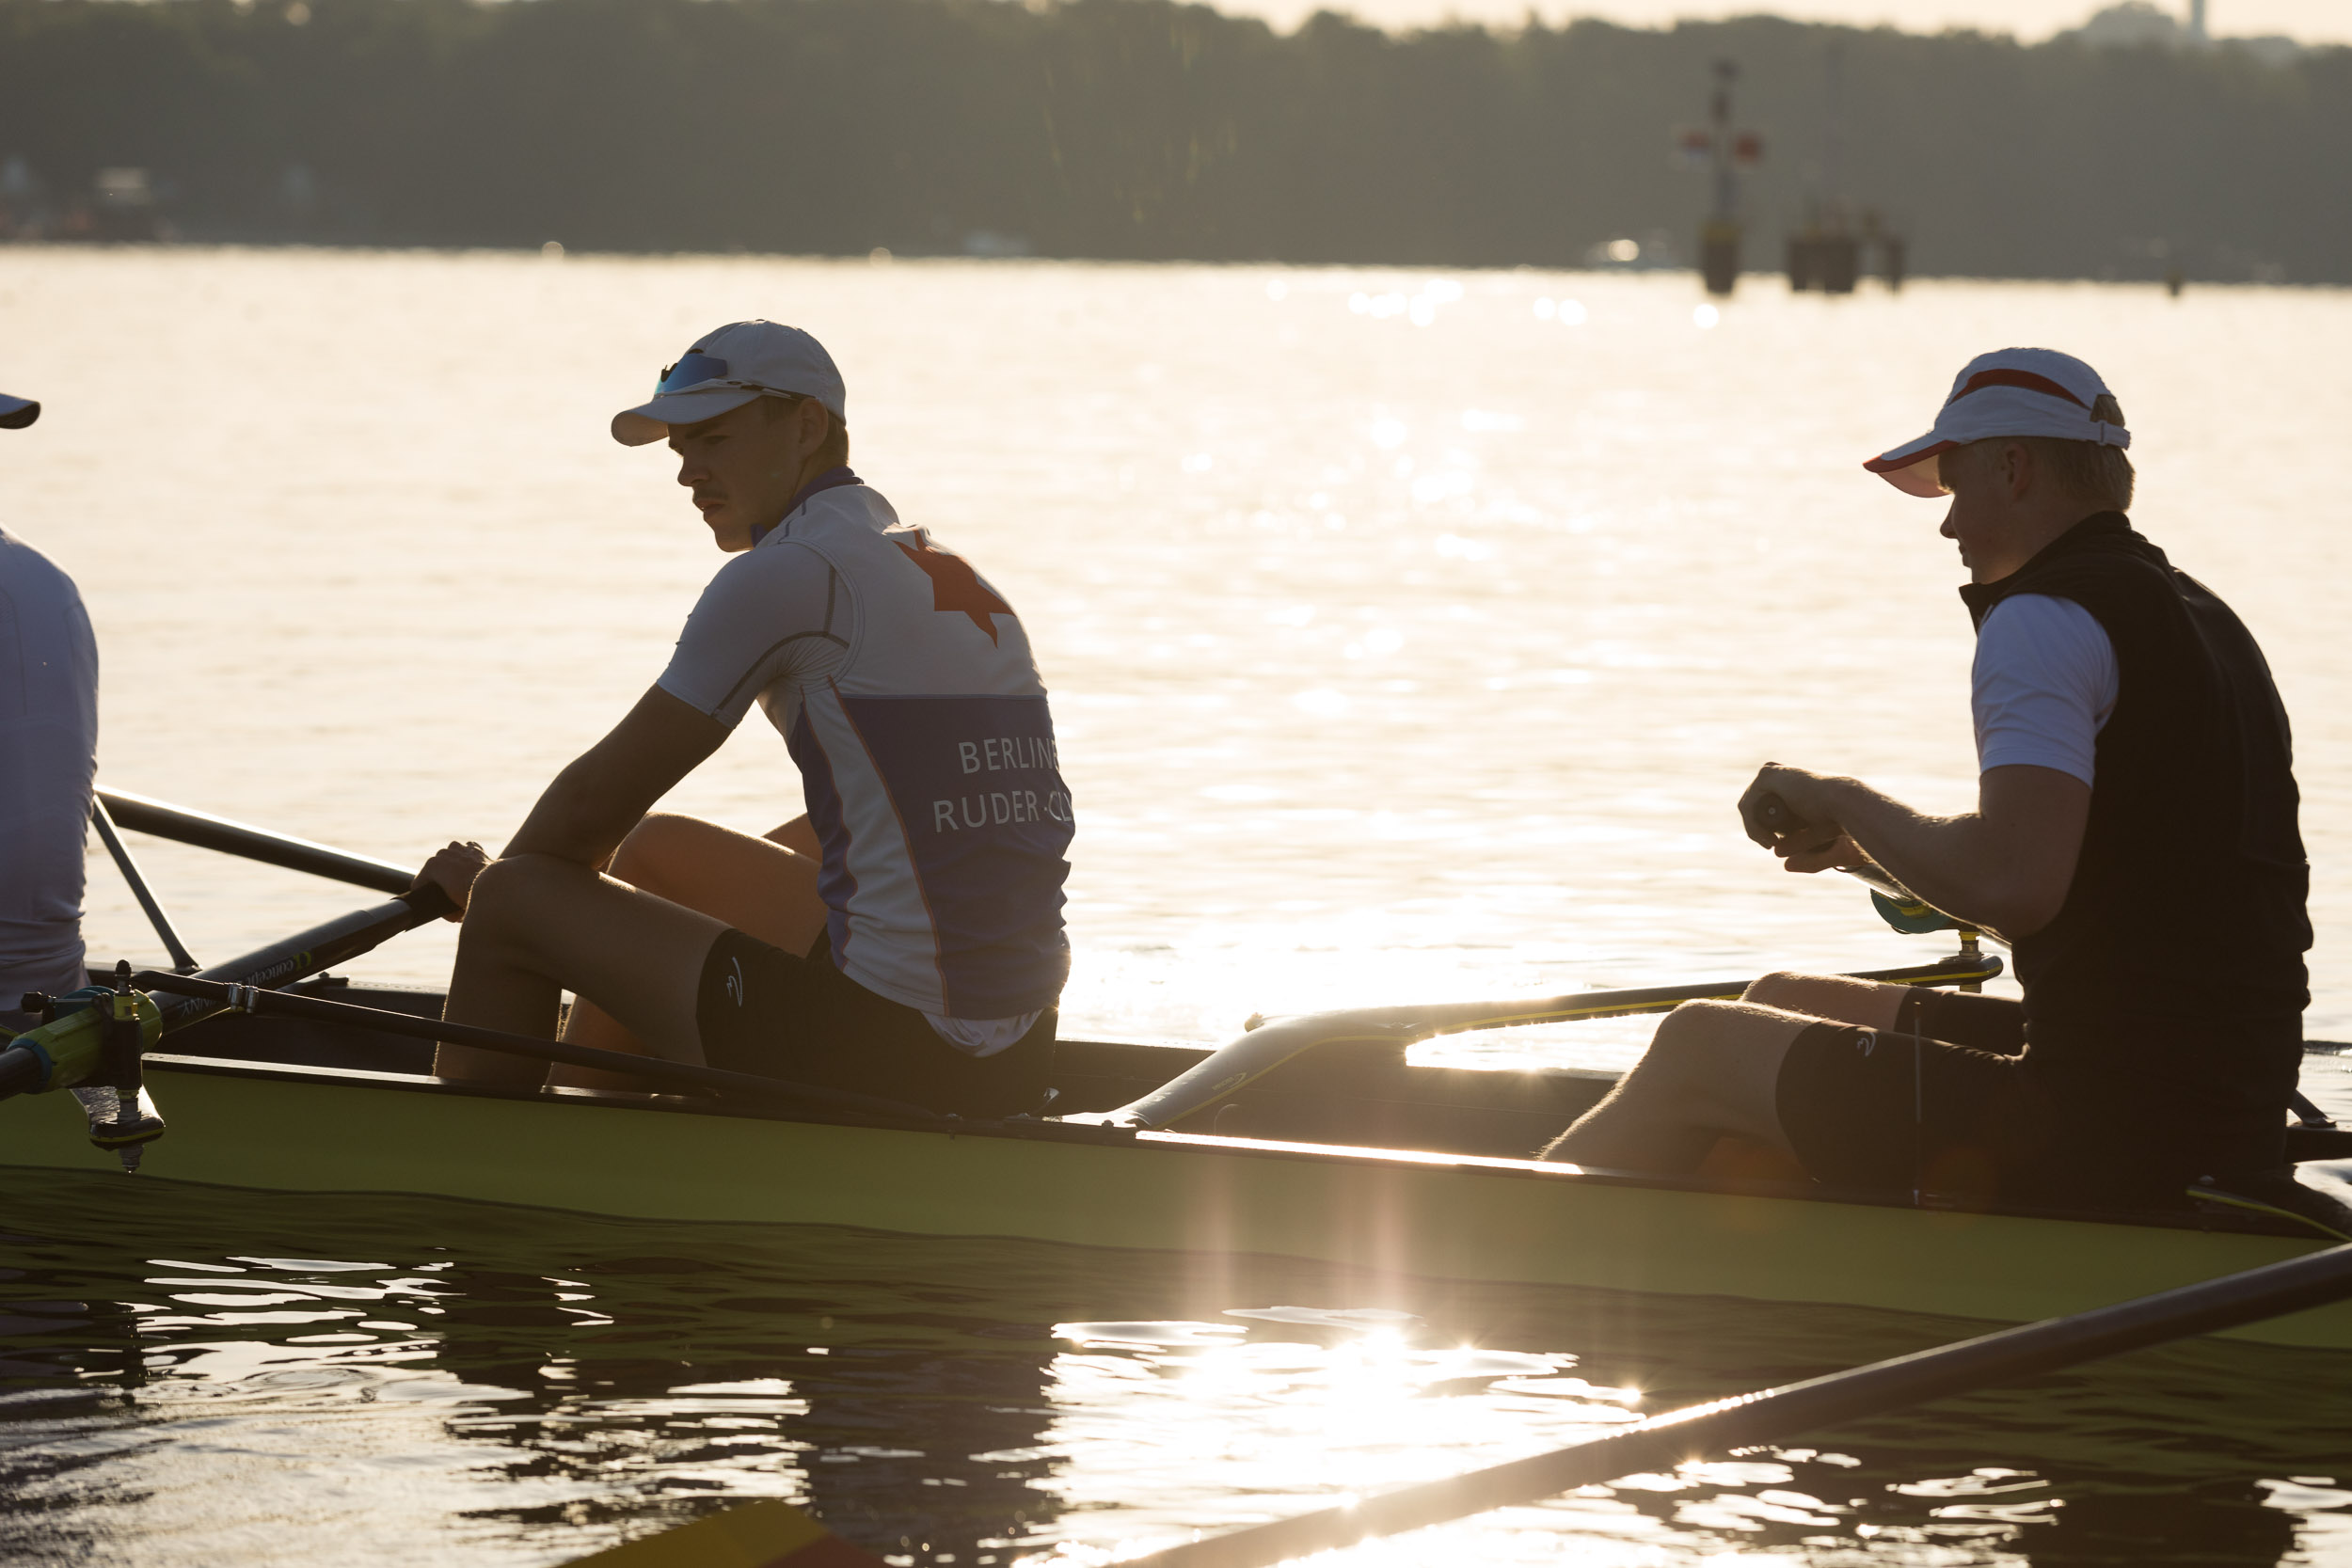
[1033,1307,1645,1562]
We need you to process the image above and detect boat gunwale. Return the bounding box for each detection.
[120,1048,2326,1246]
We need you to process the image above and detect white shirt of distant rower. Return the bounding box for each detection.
[0,528,100,1008]
[1972,594,2120,785]
[656,484,1068,1055]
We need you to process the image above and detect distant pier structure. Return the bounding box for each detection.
[1786,42,1905,293]
[1676,61,1763,296]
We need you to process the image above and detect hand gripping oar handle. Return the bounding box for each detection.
[1742,787,1809,843]
[96,787,417,895]
[1124,1241,2352,1568]
[1746,788,1945,912]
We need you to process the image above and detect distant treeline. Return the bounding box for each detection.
[1,0,2346,280]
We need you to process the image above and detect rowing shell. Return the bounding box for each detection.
[5,987,2348,1351]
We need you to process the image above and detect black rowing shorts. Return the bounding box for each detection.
[694,928,1054,1119]
[1774,989,2300,1210]
[1774,990,2055,1203]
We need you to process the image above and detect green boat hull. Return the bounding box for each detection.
[5,1051,2346,1350]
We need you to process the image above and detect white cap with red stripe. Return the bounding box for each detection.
[1865,347,2130,498]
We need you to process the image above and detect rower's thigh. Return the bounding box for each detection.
[1641,999,1819,1150]
[1742,972,1909,1032]
[466,854,726,1063]
[611,813,826,957]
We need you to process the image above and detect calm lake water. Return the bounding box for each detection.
[4,248,2351,1562]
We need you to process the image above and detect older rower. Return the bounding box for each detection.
[1543,348,2311,1212]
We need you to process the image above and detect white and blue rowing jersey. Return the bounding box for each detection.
[0,528,99,1011]
[656,477,1073,1040]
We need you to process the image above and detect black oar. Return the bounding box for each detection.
[97,787,415,895]
[149,889,456,1030]
[87,796,200,972]
[1,888,462,1164]
[134,969,951,1126]
[1101,954,2002,1131]
[1124,1241,2352,1568]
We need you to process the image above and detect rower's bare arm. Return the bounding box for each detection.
[1756,764,2089,940]
[503,687,730,870]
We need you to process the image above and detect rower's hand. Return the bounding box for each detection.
[414,841,492,921]
[1781,830,1867,877]
[1737,765,1847,871]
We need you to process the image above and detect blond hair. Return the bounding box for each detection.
[1950,393,2134,513]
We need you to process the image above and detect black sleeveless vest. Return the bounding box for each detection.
[1959,514,2310,1033]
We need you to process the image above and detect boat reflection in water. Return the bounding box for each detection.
[1,1172,2346,1565]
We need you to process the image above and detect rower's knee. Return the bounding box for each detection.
[1741,971,1819,1010]
[608,812,707,895]
[1640,999,1746,1079]
[460,853,578,949]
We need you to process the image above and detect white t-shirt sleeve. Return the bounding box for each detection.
[657,542,850,727]
[1970,594,2118,787]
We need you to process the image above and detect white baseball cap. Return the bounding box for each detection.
[1865,348,2130,498]
[611,321,846,447]
[0,392,37,431]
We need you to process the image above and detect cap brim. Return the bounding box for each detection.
[0,394,40,431]
[1862,435,1956,498]
[610,386,762,447]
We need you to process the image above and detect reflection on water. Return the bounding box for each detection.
[2,1174,2347,1566]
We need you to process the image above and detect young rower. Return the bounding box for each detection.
[415,322,1073,1116]
[0,388,102,1037]
[1544,348,2312,1211]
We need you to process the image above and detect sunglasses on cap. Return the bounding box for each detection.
[652,352,812,406]
[653,352,733,396]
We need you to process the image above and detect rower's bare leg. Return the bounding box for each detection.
[555,814,827,1077]
[1539,999,1816,1173]
[434,853,725,1085]
[764,814,821,860]
[1740,972,1912,1033]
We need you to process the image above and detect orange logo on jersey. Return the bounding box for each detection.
[896,538,1013,644]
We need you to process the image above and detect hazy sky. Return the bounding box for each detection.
[1218,0,2352,43]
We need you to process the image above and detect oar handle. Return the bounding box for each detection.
[1744,788,1808,841]
[1746,788,1945,912]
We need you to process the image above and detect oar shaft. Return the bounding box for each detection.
[89,797,199,971]
[1340,955,2002,1036]
[1114,954,2005,1130]
[1130,1242,2352,1568]
[97,788,416,895]
[135,970,947,1125]
[153,890,454,1031]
